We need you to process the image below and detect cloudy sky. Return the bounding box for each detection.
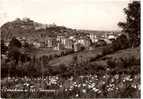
[0,0,132,30]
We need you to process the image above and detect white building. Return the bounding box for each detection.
[65,39,73,49]
[46,38,53,47]
[33,42,41,48]
[75,37,91,47]
[108,35,116,40]
[89,33,98,43]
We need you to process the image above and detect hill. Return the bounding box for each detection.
[0,18,86,41]
[1,18,121,42]
[48,46,139,68]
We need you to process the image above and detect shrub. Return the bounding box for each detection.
[112,34,129,51]
[9,37,22,48]
[107,59,116,69]
[102,45,114,55]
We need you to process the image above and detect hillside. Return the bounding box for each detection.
[0,18,86,41]
[90,47,140,66]
[48,47,140,68]
[1,18,121,42]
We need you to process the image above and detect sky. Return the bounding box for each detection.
[0,0,133,30]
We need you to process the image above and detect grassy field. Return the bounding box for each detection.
[89,47,140,72]
[48,46,140,67]
[1,47,140,98]
[30,48,62,57]
[101,47,140,61]
[48,46,104,66]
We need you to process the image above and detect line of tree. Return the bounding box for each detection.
[118,1,140,48]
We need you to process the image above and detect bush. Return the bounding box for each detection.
[1,40,8,54]
[112,34,129,51]
[102,45,114,55]
[9,37,22,48]
[102,34,130,56]
[95,40,107,47]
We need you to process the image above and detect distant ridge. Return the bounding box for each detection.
[1,18,121,41]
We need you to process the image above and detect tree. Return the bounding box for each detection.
[8,37,22,64]
[9,37,22,48]
[112,34,129,50]
[8,47,22,64]
[1,40,8,54]
[118,1,140,47]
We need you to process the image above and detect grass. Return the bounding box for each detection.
[101,47,140,61]
[48,46,104,66]
[1,47,140,98]
[30,48,62,57]
[89,47,140,74]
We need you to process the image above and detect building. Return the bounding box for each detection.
[89,33,98,43]
[46,38,54,48]
[54,42,64,50]
[108,35,116,40]
[76,37,91,48]
[33,42,41,48]
[73,42,84,52]
[65,39,74,49]
[57,35,64,42]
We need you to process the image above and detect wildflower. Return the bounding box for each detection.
[89,80,92,83]
[106,68,110,71]
[123,79,126,82]
[82,89,86,93]
[91,76,94,79]
[65,89,68,91]
[82,83,86,87]
[115,87,118,90]
[102,81,105,85]
[88,85,91,89]
[80,76,84,78]
[74,84,78,87]
[97,90,101,94]
[70,85,73,89]
[59,85,62,87]
[78,84,81,88]
[129,78,133,81]
[69,77,73,81]
[69,88,72,91]
[111,78,114,83]
[92,87,99,92]
[103,75,106,78]
[131,84,137,89]
[114,74,119,79]
[75,94,79,97]
[24,82,29,86]
[73,82,77,85]
[8,77,11,80]
[124,75,131,81]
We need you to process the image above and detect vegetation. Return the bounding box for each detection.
[102,34,130,55]
[0,1,140,98]
[1,40,8,54]
[0,18,86,41]
[118,1,140,47]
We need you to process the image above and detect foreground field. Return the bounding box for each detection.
[1,73,140,98]
[1,47,140,98]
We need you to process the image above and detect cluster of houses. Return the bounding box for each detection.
[4,32,121,52]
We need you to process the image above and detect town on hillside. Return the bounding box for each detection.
[3,29,120,52]
[0,0,140,98]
